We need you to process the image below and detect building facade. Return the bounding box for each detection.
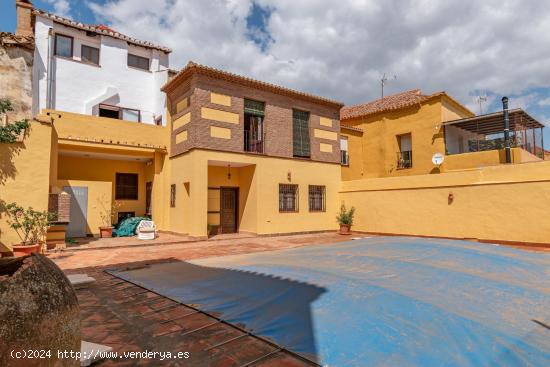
[31,7,171,125]
[163,63,343,237]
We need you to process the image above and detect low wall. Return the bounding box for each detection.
[340,160,550,245]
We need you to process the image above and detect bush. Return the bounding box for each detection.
[2,202,57,246]
[0,99,30,143]
[336,203,355,226]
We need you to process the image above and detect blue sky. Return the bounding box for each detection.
[1,0,550,146]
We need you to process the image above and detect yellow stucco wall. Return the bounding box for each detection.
[0,121,53,251]
[341,95,473,180]
[167,149,340,237]
[340,160,550,244]
[56,155,149,228]
[201,107,239,124]
[44,110,168,149]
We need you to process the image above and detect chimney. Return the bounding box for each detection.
[502,96,512,164]
[15,0,34,37]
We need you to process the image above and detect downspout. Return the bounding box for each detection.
[502,96,511,163]
[46,28,53,109]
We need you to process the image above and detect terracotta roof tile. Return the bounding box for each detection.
[163,61,344,108]
[32,9,171,53]
[341,89,429,120]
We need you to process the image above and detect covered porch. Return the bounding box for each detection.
[443,109,545,169]
[52,140,166,238]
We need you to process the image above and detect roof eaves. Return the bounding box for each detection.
[33,9,172,53]
[163,61,344,108]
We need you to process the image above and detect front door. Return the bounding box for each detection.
[64,186,88,238]
[145,181,152,216]
[220,188,238,234]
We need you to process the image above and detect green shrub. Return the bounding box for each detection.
[336,203,355,226]
[0,98,30,143]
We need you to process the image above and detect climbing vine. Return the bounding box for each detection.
[0,99,30,143]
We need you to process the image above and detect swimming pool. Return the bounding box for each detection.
[109,236,550,366]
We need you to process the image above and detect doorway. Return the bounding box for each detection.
[220,188,238,233]
[64,186,88,238]
[145,181,152,216]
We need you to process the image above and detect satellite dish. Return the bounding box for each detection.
[432,153,444,166]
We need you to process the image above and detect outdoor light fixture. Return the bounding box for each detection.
[448,192,454,205]
[287,171,291,181]
[227,164,231,180]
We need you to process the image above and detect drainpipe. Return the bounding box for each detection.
[46,28,53,109]
[502,96,511,163]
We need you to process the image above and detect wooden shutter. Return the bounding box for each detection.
[293,110,310,157]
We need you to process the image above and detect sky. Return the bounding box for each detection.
[1,0,550,143]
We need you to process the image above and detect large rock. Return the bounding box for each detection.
[0,254,80,367]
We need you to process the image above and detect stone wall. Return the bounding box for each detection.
[0,33,34,122]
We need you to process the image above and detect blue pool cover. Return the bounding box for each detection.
[108,237,550,366]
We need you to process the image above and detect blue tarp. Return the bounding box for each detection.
[108,237,550,366]
[113,217,149,237]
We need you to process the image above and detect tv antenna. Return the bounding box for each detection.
[475,93,488,115]
[381,73,397,99]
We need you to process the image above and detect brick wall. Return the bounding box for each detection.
[168,74,341,164]
[48,192,71,223]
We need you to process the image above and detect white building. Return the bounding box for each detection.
[29,6,172,125]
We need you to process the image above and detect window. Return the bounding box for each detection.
[128,53,150,70]
[279,184,298,212]
[81,45,99,65]
[244,99,265,153]
[115,173,138,200]
[293,109,310,157]
[340,137,349,165]
[397,133,412,169]
[308,185,326,212]
[170,184,176,208]
[55,34,73,58]
[99,104,141,122]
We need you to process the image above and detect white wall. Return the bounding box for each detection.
[33,17,169,125]
[445,125,481,154]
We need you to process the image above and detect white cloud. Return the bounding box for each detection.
[44,0,72,19]
[538,97,550,107]
[86,0,550,108]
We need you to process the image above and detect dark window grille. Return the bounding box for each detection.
[397,151,413,169]
[308,185,326,212]
[170,184,176,207]
[293,109,310,157]
[128,53,150,70]
[279,184,298,212]
[81,45,99,65]
[115,173,138,200]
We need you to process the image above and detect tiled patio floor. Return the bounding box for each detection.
[50,232,361,270]
[70,263,316,366]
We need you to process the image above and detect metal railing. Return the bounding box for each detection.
[244,130,265,154]
[340,150,349,165]
[397,150,412,169]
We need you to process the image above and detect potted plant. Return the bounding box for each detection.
[336,203,355,235]
[98,199,121,238]
[3,202,56,257]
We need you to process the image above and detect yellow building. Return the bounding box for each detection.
[339,89,545,180]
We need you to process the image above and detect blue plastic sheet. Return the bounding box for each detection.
[108,237,550,366]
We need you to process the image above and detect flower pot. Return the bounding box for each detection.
[339,224,352,235]
[12,244,41,257]
[99,226,113,238]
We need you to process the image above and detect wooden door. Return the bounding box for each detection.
[220,188,238,234]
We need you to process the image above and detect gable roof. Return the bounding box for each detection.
[341,89,429,120]
[33,8,171,53]
[162,61,344,109]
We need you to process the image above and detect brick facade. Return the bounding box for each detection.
[168,72,342,164]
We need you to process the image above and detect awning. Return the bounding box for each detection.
[443,109,544,135]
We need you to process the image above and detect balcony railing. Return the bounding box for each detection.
[397,150,413,169]
[244,130,265,154]
[341,150,349,165]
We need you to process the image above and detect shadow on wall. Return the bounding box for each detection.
[108,260,326,362]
